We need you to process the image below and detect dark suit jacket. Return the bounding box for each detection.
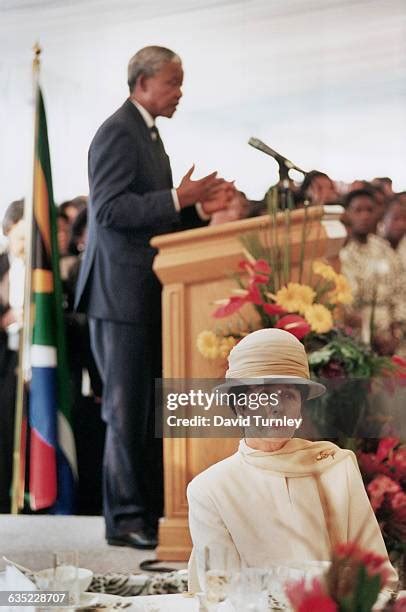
[75,99,205,323]
[0,253,10,371]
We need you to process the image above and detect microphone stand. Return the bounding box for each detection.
[248,137,306,210]
[275,158,292,211]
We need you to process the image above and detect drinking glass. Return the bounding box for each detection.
[53,550,79,605]
[196,544,233,610]
[228,568,269,612]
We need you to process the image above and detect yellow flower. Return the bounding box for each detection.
[304,304,333,334]
[275,283,316,314]
[197,330,220,359]
[312,260,337,282]
[329,274,353,305]
[297,285,317,313]
[219,336,237,359]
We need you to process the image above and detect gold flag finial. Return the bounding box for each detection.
[33,42,42,71]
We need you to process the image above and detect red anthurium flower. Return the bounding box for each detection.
[212,295,247,318]
[286,578,337,612]
[238,258,271,284]
[246,280,264,305]
[392,354,406,371]
[334,541,360,559]
[390,355,406,386]
[276,314,311,340]
[358,550,390,582]
[212,278,265,318]
[298,595,337,612]
[263,303,287,316]
[333,542,388,586]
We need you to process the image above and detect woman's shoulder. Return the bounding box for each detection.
[187,452,241,496]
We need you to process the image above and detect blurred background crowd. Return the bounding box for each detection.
[1,171,405,516]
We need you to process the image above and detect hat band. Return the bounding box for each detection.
[226,362,310,380]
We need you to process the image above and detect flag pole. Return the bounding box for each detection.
[10,43,41,514]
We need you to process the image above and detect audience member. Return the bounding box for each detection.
[57,211,71,256]
[0,199,25,512]
[61,207,104,514]
[382,197,406,257]
[58,211,77,281]
[394,194,406,271]
[297,170,339,206]
[339,189,406,355]
[68,208,88,257]
[372,177,394,199]
[59,196,87,225]
[210,189,249,225]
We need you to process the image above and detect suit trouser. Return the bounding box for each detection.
[0,345,17,513]
[88,317,163,537]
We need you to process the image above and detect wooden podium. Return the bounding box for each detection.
[151,205,346,560]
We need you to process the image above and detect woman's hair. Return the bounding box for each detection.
[2,199,24,236]
[68,208,87,255]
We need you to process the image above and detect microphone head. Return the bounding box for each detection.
[248,137,264,148]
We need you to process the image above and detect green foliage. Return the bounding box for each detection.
[338,566,381,612]
[306,329,392,379]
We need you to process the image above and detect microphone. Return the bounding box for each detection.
[248,137,307,175]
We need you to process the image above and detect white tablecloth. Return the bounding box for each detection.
[113,593,198,611]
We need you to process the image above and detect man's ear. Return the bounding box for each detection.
[137,73,149,92]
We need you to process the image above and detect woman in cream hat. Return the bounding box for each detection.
[187,328,397,592]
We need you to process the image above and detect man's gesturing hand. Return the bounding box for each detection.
[176,165,225,209]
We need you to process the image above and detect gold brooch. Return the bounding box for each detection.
[316,449,336,461]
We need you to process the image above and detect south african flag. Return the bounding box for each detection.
[29,86,77,512]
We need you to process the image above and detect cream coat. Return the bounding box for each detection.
[187,439,397,593]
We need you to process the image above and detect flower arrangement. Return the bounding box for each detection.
[197,256,353,361]
[357,438,406,560]
[195,188,404,386]
[285,541,403,612]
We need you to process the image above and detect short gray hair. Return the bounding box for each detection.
[127,46,181,92]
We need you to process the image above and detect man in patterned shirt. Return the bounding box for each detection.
[339,189,406,355]
[382,196,406,269]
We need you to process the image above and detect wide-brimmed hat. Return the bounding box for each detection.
[216,328,326,400]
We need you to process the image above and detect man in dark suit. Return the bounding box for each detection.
[75,46,227,548]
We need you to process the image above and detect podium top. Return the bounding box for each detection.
[151,205,346,285]
[151,205,346,250]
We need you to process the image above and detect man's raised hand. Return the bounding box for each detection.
[176,165,225,208]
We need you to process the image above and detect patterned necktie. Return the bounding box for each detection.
[150,125,159,141]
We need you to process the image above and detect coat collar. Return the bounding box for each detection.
[238,438,353,477]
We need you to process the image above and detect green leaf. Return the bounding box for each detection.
[308,347,334,366]
[349,565,381,612]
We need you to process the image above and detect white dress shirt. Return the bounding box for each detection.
[131,99,209,221]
